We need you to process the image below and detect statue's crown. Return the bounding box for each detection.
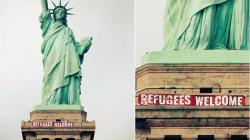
[49,0,73,16]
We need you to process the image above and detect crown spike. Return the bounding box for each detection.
[67,8,73,11]
[64,1,70,7]
[67,13,74,15]
[51,0,56,7]
[59,0,62,6]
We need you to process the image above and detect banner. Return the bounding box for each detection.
[32,121,74,127]
[137,93,246,106]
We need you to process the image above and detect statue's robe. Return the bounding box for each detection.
[163,0,249,50]
[40,12,92,105]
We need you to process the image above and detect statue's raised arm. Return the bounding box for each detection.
[41,0,49,13]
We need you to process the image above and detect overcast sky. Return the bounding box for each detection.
[135,0,165,66]
[0,0,134,139]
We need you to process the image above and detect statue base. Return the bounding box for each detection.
[141,50,250,66]
[21,105,95,140]
[33,104,84,111]
[136,61,250,139]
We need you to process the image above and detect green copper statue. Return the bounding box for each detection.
[163,0,249,50]
[40,0,92,105]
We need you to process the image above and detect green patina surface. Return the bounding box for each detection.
[33,105,84,111]
[39,0,92,106]
[141,51,250,66]
[140,0,249,66]
[163,0,249,50]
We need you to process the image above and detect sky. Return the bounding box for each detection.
[135,0,165,66]
[0,0,134,140]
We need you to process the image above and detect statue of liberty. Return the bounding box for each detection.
[40,0,92,105]
[163,0,249,50]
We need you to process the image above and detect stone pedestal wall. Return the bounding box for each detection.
[136,64,250,140]
[21,108,95,140]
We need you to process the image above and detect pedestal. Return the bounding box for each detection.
[21,105,95,140]
[136,51,250,140]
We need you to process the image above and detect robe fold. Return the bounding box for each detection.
[39,12,92,105]
[163,0,249,50]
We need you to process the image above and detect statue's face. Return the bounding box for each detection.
[54,8,66,20]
